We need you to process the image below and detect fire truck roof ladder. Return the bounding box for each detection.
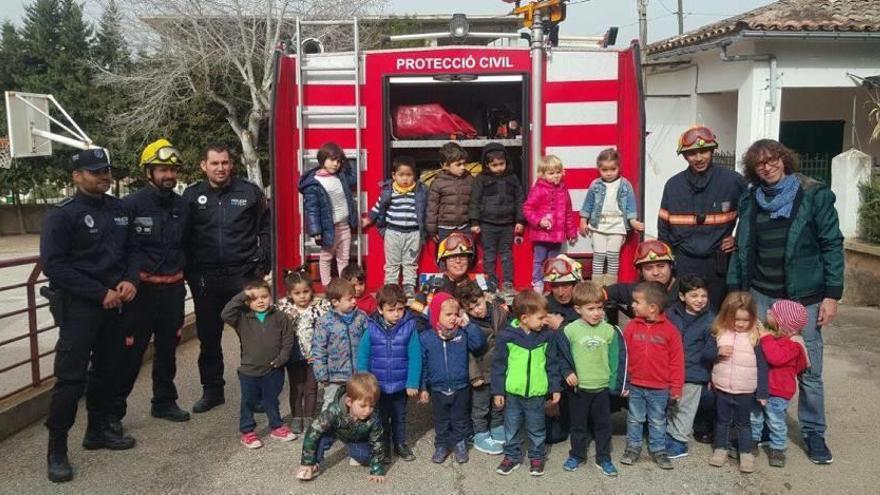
[295,17,364,265]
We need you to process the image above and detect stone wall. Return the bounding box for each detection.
[843,240,880,307]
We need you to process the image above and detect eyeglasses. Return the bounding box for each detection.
[542,257,576,276]
[679,127,716,148]
[144,146,182,165]
[754,156,781,170]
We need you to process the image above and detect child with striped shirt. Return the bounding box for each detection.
[363,156,427,297]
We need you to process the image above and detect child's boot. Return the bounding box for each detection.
[604,273,618,286]
[620,445,641,465]
[768,449,786,468]
[709,448,728,467]
[739,453,755,473]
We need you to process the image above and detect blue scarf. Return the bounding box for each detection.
[755,174,799,219]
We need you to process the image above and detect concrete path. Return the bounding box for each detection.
[1,305,878,494]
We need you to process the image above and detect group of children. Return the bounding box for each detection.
[300,139,643,296]
[220,260,811,483]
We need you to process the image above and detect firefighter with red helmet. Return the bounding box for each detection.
[604,239,680,320]
[658,126,746,310]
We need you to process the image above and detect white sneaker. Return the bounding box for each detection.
[349,457,363,466]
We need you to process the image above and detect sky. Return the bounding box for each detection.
[1,0,776,45]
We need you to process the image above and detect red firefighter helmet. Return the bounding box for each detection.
[677,125,718,154]
[633,240,675,267]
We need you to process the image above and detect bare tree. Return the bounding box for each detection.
[99,0,386,186]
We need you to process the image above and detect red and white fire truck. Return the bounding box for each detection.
[271,8,645,292]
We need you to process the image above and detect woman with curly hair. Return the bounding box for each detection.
[727,139,844,465]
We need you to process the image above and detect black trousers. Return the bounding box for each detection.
[431,388,471,449]
[111,283,186,419]
[480,222,515,286]
[714,390,755,452]
[568,388,612,463]
[188,266,257,395]
[673,251,729,312]
[45,295,126,435]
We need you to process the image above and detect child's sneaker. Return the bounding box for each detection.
[432,446,450,464]
[349,457,363,466]
[474,432,503,455]
[739,453,755,473]
[403,284,416,299]
[709,448,728,467]
[768,449,786,468]
[620,446,641,465]
[453,440,469,464]
[270,425,297,442]
[595,459,619,477]
[652,451,673,470]
[529,458,545,476]
[666,436,689,459]
[562,456,584,472]
[496,457,521,475]
[240,431,262,449]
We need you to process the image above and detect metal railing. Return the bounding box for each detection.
[0,256,194,402]
[0,256,54,402]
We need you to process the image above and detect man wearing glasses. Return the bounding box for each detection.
[110,139,192,432]
[41,148,140,482]
[657,126,746,311]
[182,143,271,413]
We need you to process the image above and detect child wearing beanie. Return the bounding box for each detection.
[750,300,810,468]
[419,292,487,464]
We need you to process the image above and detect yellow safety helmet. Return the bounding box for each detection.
[139,139,182,167]
[436,233,475,262]
[633,240,675,267]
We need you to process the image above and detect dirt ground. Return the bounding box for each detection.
[0,303,877,494]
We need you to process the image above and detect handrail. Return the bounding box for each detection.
[0,255,193,402]
[0,255,52,402]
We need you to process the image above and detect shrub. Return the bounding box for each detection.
[859,176,880,243]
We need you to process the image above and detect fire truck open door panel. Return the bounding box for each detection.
[272,44,645,291]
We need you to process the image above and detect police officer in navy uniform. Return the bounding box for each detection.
[183,143,270,413]
[41,148,139,483]
[110,139,192,428]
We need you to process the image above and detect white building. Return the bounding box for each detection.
[643,0,880,237]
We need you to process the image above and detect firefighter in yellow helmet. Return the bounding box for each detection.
[410,233,487,315]
[662,126,746,311]
[111,139,192,435]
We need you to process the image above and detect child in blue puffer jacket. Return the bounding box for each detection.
[356,284,422,462]
[419,292,486,465]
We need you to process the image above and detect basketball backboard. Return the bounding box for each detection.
[4,91,53,158]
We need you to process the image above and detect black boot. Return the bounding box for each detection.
[107,417,124,437]
[192,392,225,414]
[151,403,191,422]
[82,420,136,450]
[47,434,73,483]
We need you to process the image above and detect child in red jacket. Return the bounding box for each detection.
[620,282,684,470]
[750,300,809,468]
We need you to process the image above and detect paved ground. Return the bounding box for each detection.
[0,304,878,494]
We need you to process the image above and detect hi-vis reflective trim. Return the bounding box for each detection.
[139,271,184,285]
[658,208,738,226]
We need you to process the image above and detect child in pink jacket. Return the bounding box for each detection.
[522,155,578,292]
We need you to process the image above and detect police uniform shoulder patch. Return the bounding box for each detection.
[55,197,74,208]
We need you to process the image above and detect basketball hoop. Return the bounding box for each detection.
[0,138,11,169]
